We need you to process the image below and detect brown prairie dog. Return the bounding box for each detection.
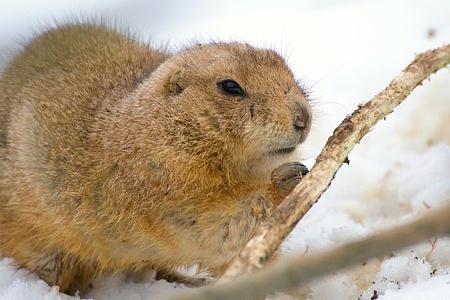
[0,22,312,294]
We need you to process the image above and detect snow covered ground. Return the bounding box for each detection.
[1,0,449,299]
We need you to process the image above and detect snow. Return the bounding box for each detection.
[1,0,449,299]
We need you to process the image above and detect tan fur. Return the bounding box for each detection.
[0,23,311,294]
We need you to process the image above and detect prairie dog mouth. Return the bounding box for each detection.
[270,145,297,155]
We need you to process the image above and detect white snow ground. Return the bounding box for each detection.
[0,0,449,299]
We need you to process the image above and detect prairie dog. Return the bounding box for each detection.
[0,23,312,293]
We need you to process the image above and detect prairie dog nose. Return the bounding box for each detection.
[293,100,311,132]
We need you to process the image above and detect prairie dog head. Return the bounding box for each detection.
[136,42,312,182]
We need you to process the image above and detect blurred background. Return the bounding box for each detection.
[1,0,449,160]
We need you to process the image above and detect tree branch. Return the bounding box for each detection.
[218,43,450,282]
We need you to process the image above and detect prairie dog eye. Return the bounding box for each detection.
[217,80,246,97]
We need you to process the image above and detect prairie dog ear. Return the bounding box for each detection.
[169,70,185,95]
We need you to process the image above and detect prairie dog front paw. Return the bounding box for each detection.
[271,162,308,196]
